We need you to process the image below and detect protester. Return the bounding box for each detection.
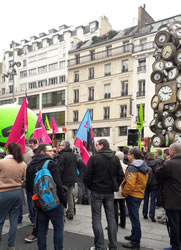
[25,144,67,250]
[155,149,164,166]
[57,141,77,220]
[84,139,124,250]
[154,143,181,250]
[28,137,38,152]
[0,143,27,250]
[122,148,149,249]
[114,151,127,229]
[142,152,160,222]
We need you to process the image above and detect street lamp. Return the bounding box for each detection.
[3,42,21,103]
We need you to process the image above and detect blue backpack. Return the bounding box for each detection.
[34,160,60,211]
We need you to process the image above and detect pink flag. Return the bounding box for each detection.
[5,96,28,154]
[74,137,90,165]
[33,111,52,144]
[50,116,58,135]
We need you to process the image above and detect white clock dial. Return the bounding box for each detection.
[176,75,181,84]
[176,53,181,63]
[154,61,165,71]
[159,34,166,43]
[177,89,181,101]
[157,121,163,129]
[158,86,172,101]
[163,111,169,116]
[153,136,161,146]
[175,133,181,143]
[175,110,181,118]
[168,126,173,131]
[176,28,181,38]
[164,116,174,127]
[168,67,178,80]
[165,61,174,69]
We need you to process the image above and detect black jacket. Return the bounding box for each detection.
[154,155,181,210]
[84,148,125,194]
[57,147,78,185]
[26,154,67,207]
[146,159,160,190]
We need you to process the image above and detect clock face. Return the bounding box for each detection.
[165,61,174,69]
[163,115,175,128]
[175,110,181,118]
[152,136,161,146]
[158,86,172,101]
[151,95,160,109]
[168,126,173,131]
[169,102,179,112]
[163,111,169,116]
[175,133,181,143]
[177,89,181,101]
[175,28,181,38]
[176,75,181,86]
[175,119,181,131]
[161,43,176,61]
[153,60,165,71]
[151,71,163,84]
[175,50,181,64]
[168,67,179,80]
[157,121,163,129]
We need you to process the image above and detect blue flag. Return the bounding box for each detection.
[75,109,91,142]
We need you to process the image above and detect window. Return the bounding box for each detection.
[38,65,47,74]
[104,63,111,76]
[38,79,47,88]
[28,81,37,89]
[9,85,13,94]
[73,89,79,103]
[48,77,58,85]
[90,109,93,120]
[120,105,127,118]
[107,46,112,56]
[93,128,110,137]
[90,50,95,60]
[42,111,65,127]
[75,54,80,64]
[20,83,27,91]
[29,55,36,63]
[123,41,129,52]
[88,67,94,79]
[19,95,39,109]
[122,60,128,72]
[20,70,27,78]
[137,80,145,97]
[38,52,47,60]
[119,126,127,136]
[49,62,58,71]
[121,81,128,96]
[59,61,65,69]
[74,71,79,82]
[2,88,5,95]
[0,98,14,105]
[23,59,27,67]
[137,104,145,121]
[137,58,146,72]
[73,111,78,122]
[104,84,111,99]
[42,90,65,108]
[104,107,110,119]
[29,68,36,76]
[59,75,66,83]
[88,87,94,101]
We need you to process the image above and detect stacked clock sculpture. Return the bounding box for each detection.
[150,21,181,147]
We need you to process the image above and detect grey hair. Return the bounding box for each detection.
[170,143,181,154]
[61,140,70,148]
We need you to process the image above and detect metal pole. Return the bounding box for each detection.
[12,41,15,103]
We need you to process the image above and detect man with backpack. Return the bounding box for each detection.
[25,144,67,250]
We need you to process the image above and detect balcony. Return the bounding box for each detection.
[137,66,146,72]
[133,41,155,53]
[68,43,133,67]
[120,113,127,118]
[136,91,145,97]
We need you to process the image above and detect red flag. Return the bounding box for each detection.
[5,96,28,154]
[50,116,58,138]
[33,111,52,144]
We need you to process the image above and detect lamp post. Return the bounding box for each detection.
[3,41,21,103]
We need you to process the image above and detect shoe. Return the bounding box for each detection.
[122,242,140,249]
[67,214,74,220]
[90,247,96,250]
[105,226,108,230]
[149,216,156,222]
[158,218,166,225]
[119,223,125,229]
[163,248,172,250]
[124,235,132,241]
[24,234,37,243]
[143,215,148,219]
[8,247,15,250]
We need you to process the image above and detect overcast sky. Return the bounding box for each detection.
[0,0,181,60]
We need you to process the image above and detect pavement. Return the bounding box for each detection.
[1,202,170,250]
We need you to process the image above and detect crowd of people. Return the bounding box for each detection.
[0,138,181,250]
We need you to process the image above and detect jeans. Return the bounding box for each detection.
[91,191,117,250]
[37,204,64,250]
[114,199,126,227]
[143,188,158,217]
[0,189,22,247]
[126,196,142,246]
[26,191,35,224]
[65,185,74,216]
[166,209,181,250]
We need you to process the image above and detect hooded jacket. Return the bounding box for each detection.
[84,148,125,194]
[26,154,67,207]
[121,159,149,198]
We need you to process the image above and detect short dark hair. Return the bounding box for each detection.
[7,143,23,163]
[61,141,70,148]
[145,152,154,161]
[97,139,110,149]
[123,146,129,154]
[129,148,142,159]
[28,137,37,144]
[35,144,49,155]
